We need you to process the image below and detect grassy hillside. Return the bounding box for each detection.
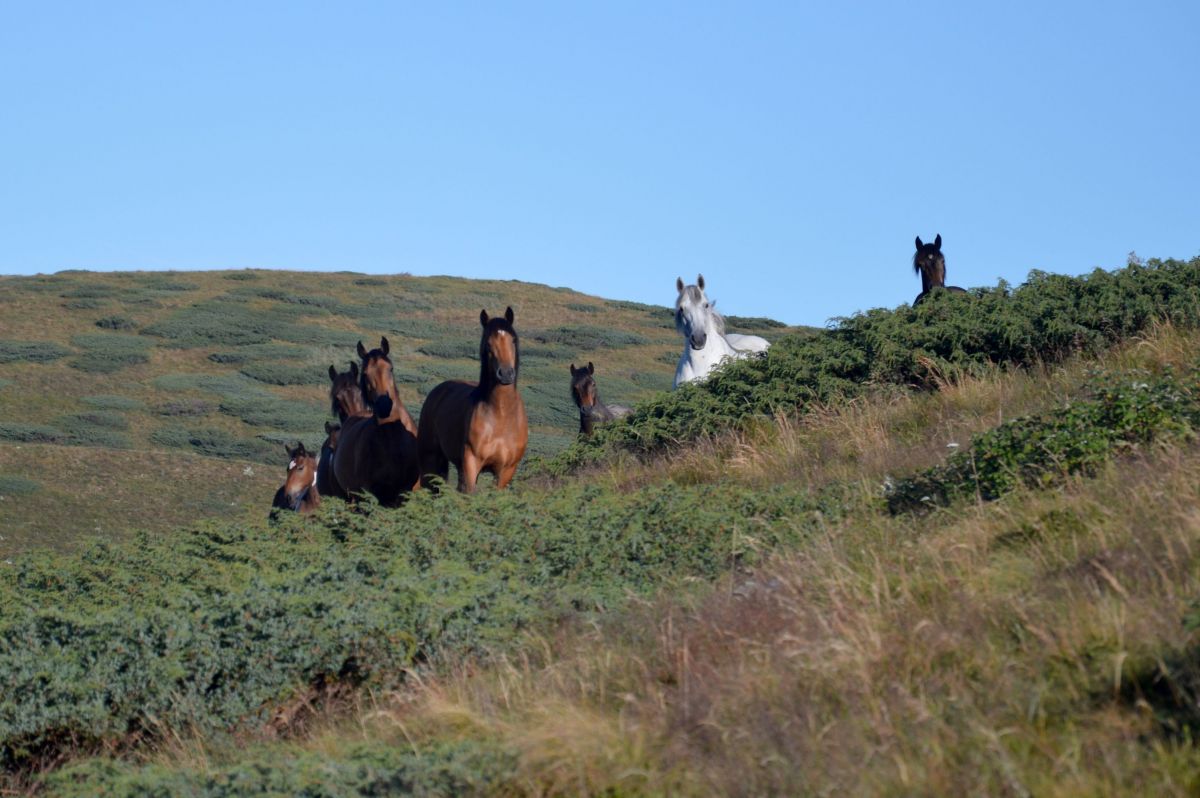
[0,269,801,555]
[4,255,1200,795]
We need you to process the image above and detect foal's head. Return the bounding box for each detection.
[356,337,396,405]
[281,441,317,510]
[328,361,367,421]
[675,274,724,351]
[480,307,519,387]
[913,234,946,290]
[569,361,599,415]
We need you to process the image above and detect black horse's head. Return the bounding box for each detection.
[913,234,946,290]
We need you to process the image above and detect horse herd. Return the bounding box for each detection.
[272,235,963,514]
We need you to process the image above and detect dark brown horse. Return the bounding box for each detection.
[913,234,966,305]
[331,337,420,505]
[418,307,528,492]
[569,361,631,436]
[316,420,345,500]
[270,442,320,517]
[328,361,369,421]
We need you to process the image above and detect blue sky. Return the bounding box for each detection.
[1,2,1196,326]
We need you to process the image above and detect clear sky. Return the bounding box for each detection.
[1,1,1196,326]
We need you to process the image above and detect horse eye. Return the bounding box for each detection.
[703,302,709,309]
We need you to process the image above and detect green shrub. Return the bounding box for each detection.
[530,325,648,349]
[62,299,104,310]
[94,315,137,331]
[141,300,309,347]
[0,340,72,364]
[0,480,840,769]
[0,423,64,443]
[222,270,259,281]
[156,399,216,417]
[150,425,280,462]
[0,476,40,496]
[82,395,145,411]
[238,362,327,386]
[68,333,153,373]
[886,367,1200,513]
[418,339,478,359]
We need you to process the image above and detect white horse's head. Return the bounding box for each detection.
[675,274,725,351]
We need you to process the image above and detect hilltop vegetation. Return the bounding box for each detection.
[4,255,1200,795]
[0,269,801,555]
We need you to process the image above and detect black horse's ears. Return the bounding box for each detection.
[934,234,942,250]
[325,420,334,434]
[697,274,705,291]
[676,276,684,293]
[480,309,489,327]
[380,336,389,356]
[356,341,367,359]
[569,362,576,373]
[915,236,924,250]
[328,365,337,381]
[587,361,595,374]
[349,361,359,377]
[505,306,514,324]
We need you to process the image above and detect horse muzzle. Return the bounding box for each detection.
[495,366,517,385]
[689,332,707,350]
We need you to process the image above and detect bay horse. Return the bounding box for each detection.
[316,420,345,500]
[331,337,420,506]
[673,274,770,388]
[270,442,320,517]
[569,361,631,436]
[418,307,528,492]
[913,234,966,305]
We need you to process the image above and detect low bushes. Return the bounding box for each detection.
[68,333,153,374]
[0,340,72,365]
[151,425,281,462]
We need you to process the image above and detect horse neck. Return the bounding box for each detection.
[339,393,370,421]
[476,376,521,414]
[922,264,945,293]
[375,382,418,436]
[579,412,594,436]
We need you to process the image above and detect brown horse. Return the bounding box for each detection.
[913,234,967,305]
[418,307,528,492]
[328,361,369,421]
[270,442,320,517]
[316,420,345,500]
[569,361,631,436]
[331,337,420,506]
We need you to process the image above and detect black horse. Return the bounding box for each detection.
[913,234,966,305]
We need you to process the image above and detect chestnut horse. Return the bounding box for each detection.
[331,337,420,506]
[569,361,631,436]
[913,234,966,305]
[418,307,528,492]
[270,442,320,517]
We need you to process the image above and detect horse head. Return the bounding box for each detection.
[480,307,519,387]
[913,234,946,292]
[356,337,396,406]
[675,274,723,351]
[282,441,317,511]
[569,361,598,415]
[328,361,366,421]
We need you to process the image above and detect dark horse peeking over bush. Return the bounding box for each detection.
[913,234,966,305]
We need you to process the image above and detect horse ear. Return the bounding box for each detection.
[325,420,334,434]
[349,361,359,377]
[356,341,367,359]
[915,236,923,250]
[697,274,705,291]
[587,361,594,374]
[380,337,389,355]
[676,277,684,293]
[295,441,306,456]
[505,306,514,324]
[480,309,489,327]
[329,365,337,381]
[284,443,293,457]
[934,234,942,250]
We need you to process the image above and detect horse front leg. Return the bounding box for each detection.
[458,449,482,493]
[495,461,519,489]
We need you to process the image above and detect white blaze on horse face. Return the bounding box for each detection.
[288,460,296,471]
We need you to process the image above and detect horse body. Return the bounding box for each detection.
[569,361,631,436]
[913,234,966,305]
[673,275,770,389]
[418,308,528,492]
[271,442,320,517]
[331,338,420,506]
[316,420,345,500]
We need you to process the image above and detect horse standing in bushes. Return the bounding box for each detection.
[332,337,420,506]
[316,420,345,500]
[912,234,966,305]
[418,307,528,492]
[270,442,320,517]
[673,275,770,389]
[569,361,630,436]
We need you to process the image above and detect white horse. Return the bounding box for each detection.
[673,274,770,388]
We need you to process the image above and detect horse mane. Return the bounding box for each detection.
[676,284,726,336]
[478,314,520,388]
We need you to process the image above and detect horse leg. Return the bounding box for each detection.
[495,461,519,489]
[458,449,482,493]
